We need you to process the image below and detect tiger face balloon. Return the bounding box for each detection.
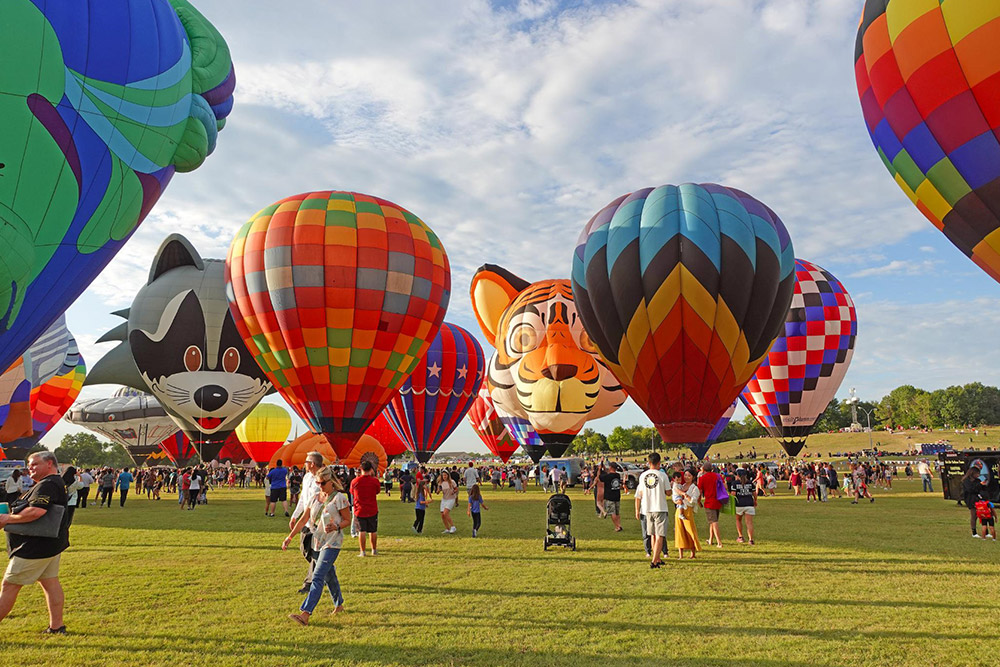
[470,265,625,457]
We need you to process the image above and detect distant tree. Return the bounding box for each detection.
[55,433,132,467]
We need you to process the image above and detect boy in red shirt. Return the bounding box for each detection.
[697,462,725,548]
[349,461,382,556]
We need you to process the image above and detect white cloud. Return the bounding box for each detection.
[849,259,941,278]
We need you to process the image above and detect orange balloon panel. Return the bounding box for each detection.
[341,434,387,476]
[269,432,338,468]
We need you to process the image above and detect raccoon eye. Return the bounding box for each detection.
[222,347,240,373]
[578,329,599,355]
[509,323,538,354]
[184,346,202,372]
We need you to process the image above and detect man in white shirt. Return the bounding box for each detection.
[917,460,933,492]
[463,462,479,497]
[289,451,324,593]
[634,452,670,569]
[78,470,94,508]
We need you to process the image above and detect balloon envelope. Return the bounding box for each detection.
[235,403,292,464]
[466,388,520,464]
[0,0,234,373]
[341,435,388,475]
[159,432,198,467]
[66,388,180,466]
[217,431,250,463]
[740,259,857,456]
[365,410,408,457]
[688,400,737,460]
[572,183,796,444]
[226,191,451,458]
[269,432,337,468]
[495,404,545,463]
[856,1,1000,283]
[384,323,485,464]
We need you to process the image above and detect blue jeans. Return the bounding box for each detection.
[301,547,343,613]
[921,474,933,492]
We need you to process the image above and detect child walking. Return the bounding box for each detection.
[413,479,430,534]
[467,484,489,537]
[975,493,997,540]
[805,473,817,502]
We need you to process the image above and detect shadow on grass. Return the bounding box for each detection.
[0,629,827,666]
[353,581,997,613]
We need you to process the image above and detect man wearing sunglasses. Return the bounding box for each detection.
[289,452,324,593]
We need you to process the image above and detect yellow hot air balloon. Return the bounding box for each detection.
[236,403,292,465]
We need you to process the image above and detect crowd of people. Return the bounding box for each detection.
[0,446,988,632]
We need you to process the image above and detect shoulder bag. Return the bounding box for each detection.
[4,503,66,539]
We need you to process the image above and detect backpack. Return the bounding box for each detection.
[975,500,993,520]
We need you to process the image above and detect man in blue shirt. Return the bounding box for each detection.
[115,468,134,507]
[266,460,289,517]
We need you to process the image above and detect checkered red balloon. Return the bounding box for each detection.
[740,259,857,456]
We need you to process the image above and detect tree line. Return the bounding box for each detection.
[567,382,1000,455]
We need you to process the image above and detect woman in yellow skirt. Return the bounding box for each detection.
[671,469,702,559]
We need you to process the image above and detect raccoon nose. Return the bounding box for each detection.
[541,364,577,382]
[194,385,229,412]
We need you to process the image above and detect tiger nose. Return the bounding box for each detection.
[194,385,229,412]
[541,364,578,381]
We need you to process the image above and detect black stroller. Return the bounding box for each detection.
[544,493,576,551]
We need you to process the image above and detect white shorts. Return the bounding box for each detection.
[440,498,456,513]
[735,505,756,516]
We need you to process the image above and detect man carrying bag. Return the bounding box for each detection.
[0,451,70,633]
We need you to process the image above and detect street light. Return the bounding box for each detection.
[858,406,874,451]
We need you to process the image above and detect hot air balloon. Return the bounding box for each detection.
[740,259,857,457]
[0,358,32,446]
[466,388,521,463]
[66,389,180,466]
[495,405,545,463]
[856,1,1000,284]
[158,432,198,467]
[687,400,737,461]
[226,190,451,458]
[384,323,484,463]
[236,403,292,465]
[0,0,234,374]
[269,432,338,468]
[1,316,84,459]
[341,435,388,476]
[469,267,626,458]
[216,432,250,463]
[572,183,796,444]
[365,411,408,458]
[86,236,272,462]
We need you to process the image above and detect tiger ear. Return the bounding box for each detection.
[470,264,530,344]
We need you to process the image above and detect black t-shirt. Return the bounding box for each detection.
[731,481,756,507]
[7,474,70,560]
[599,472,621,502]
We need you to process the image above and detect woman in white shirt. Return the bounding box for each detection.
[3,469,21,503]
[284,466,351,625]
[671,469,702,559]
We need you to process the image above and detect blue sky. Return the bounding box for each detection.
[48,0,1000,452]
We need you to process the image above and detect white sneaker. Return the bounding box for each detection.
[973,534,982,538]
[443,529,451,534]
[449,526,457,533]
[358,551,366,557]
[472,529,477,537]
[372,549,379,556]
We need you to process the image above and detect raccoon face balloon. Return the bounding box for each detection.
[87,235,271,460]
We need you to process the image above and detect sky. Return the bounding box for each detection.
[44,0,1000,453]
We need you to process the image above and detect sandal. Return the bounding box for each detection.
[289,613,309,626]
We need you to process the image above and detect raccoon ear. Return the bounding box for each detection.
[149,234,205,283]
[470,264,530,344]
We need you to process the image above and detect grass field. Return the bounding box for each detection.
[668,427,999,461]
[1,478,998,666]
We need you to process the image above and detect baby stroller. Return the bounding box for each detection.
[544,493,576,551]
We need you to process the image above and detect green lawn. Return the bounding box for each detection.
[2,479,998,666]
